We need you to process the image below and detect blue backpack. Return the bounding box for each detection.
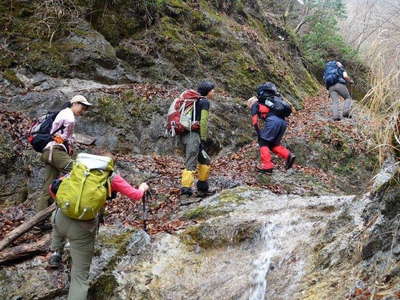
[27,111,62,152]
[323,61,342,88]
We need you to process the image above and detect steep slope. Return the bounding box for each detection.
[1,0,319,101]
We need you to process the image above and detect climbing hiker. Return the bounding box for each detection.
[167,81,215,202]
[323,60,354,121]
[249,82,295,174]
[47,150,149,300]
[36,95,92,214]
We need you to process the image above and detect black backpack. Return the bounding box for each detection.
[27,111,62,152]
[267,96,292,118]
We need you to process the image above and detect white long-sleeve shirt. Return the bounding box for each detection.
[44,107,75,151]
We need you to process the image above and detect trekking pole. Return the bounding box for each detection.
[142,191,150,233]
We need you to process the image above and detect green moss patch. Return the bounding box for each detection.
[92,91,162,128]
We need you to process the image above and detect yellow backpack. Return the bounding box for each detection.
[55,153,114,220]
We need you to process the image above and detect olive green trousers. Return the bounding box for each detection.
[37,147,73,212]
[51,209,97,300]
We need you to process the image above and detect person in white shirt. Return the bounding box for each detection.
[36,95,92,213]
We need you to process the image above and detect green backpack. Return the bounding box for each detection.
[55,153,114,220]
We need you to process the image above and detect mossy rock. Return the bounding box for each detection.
[116,46,155,68]
[88,274,118,300]
[181,216,262,249]
[2,69,24,87]
[90,91,161,128]
[24,41,72,76]
[183,203,232,220]
[0,131,17,172]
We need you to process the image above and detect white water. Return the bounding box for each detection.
[249,223,278,300]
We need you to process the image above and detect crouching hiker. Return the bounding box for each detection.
[36,95,92,213]
[248,82,295,174]
[166,81,215,202]
[47,151,149,300]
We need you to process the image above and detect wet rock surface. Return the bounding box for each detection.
[0,186,367,300]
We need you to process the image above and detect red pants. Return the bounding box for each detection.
[259,145,290,170]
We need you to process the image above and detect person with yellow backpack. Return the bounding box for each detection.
[47,151,149,300]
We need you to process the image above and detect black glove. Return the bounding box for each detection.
[200,140,210,151]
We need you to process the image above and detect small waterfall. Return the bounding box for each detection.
[248,223,279,300]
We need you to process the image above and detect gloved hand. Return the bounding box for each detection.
[201,139,213,151]
[139,183,149,193]
[53,135,64,144]
[200,140,206,152]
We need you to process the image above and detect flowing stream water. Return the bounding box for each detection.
[108,188,366,300]
[248,224,277,300]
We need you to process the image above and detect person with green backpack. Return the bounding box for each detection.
[47,151,149,300]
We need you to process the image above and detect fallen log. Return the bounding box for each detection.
[0,203,56,251]
[0,234,50,264]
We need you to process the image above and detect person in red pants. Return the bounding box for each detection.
[250,82,295,174]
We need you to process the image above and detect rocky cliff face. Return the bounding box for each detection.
[0,0,320,206]
[1,0,319,100]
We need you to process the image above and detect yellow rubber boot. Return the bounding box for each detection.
[198,164,210,181]
[181,169,195,188]
[196,164,213,196]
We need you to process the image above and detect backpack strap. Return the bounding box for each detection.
[50,124,65,136]
[75,168,91,219]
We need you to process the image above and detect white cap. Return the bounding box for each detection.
[70,95,92,106]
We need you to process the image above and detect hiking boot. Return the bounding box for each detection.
[180,187,193,196]
[342,112,352,118]
[195,190,216,198]
[285,153,296,170]
[256,166,273,174]
[180,193,197,206]
[48,252,62,268]
[35,221,52,232]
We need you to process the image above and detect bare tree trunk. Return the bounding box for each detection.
[0,203,55,251]
[283,0,296,25]
[0,234,50,264]
[295,18,307,33]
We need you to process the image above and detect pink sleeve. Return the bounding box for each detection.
[111,174,144,202]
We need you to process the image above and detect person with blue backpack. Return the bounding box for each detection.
[249,82,295,174]
[323,61,354,121]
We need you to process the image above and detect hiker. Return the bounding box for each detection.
[37,95,92,213]
[47,151,149,300]
[323,61,354,121]
[249,82,295,174]
[177,81,215,200]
